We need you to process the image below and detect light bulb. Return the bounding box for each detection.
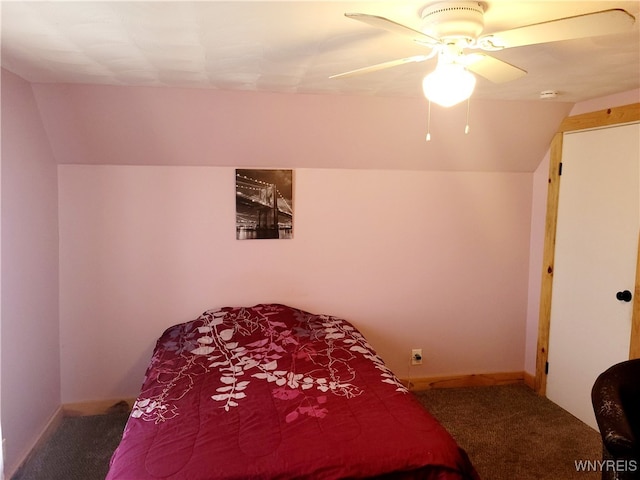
[422,63,476,108]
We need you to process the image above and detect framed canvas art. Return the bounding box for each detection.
[235,169,293,240]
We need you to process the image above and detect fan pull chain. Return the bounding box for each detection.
[425,100,432,142]
[465,98,471,135]
[426,98,471,141]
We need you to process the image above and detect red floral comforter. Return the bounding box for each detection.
[107,304,480,480]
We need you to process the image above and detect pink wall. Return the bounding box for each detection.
[524,88,640,376]
[1,62,634,475]
[1,69,61,475]
[58,165,533,402]
[569,89,640,116]
[31,83,572,172]
[524,151,551,375]
[29,82,566,404]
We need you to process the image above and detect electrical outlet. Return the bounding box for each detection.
[411,349,423,365]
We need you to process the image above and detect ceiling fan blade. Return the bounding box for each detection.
[330,54,433,79]
[479,9,635,50]
[345,13,439,45]
[465,54,527,83]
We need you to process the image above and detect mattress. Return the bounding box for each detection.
[107,304,480,479]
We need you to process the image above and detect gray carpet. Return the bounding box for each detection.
[12,384,603,479]
[11,413,129,480]
[414,384,602,480]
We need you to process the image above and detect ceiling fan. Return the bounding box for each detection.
[331,1,636,107]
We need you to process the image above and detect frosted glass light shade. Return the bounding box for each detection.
[422,63,476,107]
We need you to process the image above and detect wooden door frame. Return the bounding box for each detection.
[534,103,640,395]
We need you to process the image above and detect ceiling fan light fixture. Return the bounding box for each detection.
[420,1,485,41]
[422,62,476,108]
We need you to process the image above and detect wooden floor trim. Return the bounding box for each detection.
[630,232,640,359]
[523,372,535,390]
[401,371,526,392]
[62,398,136,417]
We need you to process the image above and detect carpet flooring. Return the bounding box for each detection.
[414,384,602,480]
[12,384,602,479]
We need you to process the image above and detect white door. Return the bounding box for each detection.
[547,122,640,430]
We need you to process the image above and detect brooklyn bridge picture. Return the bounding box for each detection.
[235,169,293,240]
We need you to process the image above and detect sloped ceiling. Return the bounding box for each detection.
[2,1,638,171]
[27,81,572,171]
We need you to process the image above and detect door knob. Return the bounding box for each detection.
[616,290,633,302]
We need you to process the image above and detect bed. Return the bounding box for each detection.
[107,304,480,479]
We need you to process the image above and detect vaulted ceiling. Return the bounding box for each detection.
[2,1,638,172]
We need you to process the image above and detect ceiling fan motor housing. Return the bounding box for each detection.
[421,1,486,43]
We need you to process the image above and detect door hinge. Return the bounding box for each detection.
[558,162,563,176]
[545,361,549,375]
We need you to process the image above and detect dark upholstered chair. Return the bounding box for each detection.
[592,359,640,480]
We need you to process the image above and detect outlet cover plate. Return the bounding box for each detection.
[411,348,423,365]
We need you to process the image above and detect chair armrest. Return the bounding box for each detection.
[592,378,638,459]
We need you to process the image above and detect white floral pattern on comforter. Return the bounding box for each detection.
[131,304,406,424]
[108,304,480,480]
